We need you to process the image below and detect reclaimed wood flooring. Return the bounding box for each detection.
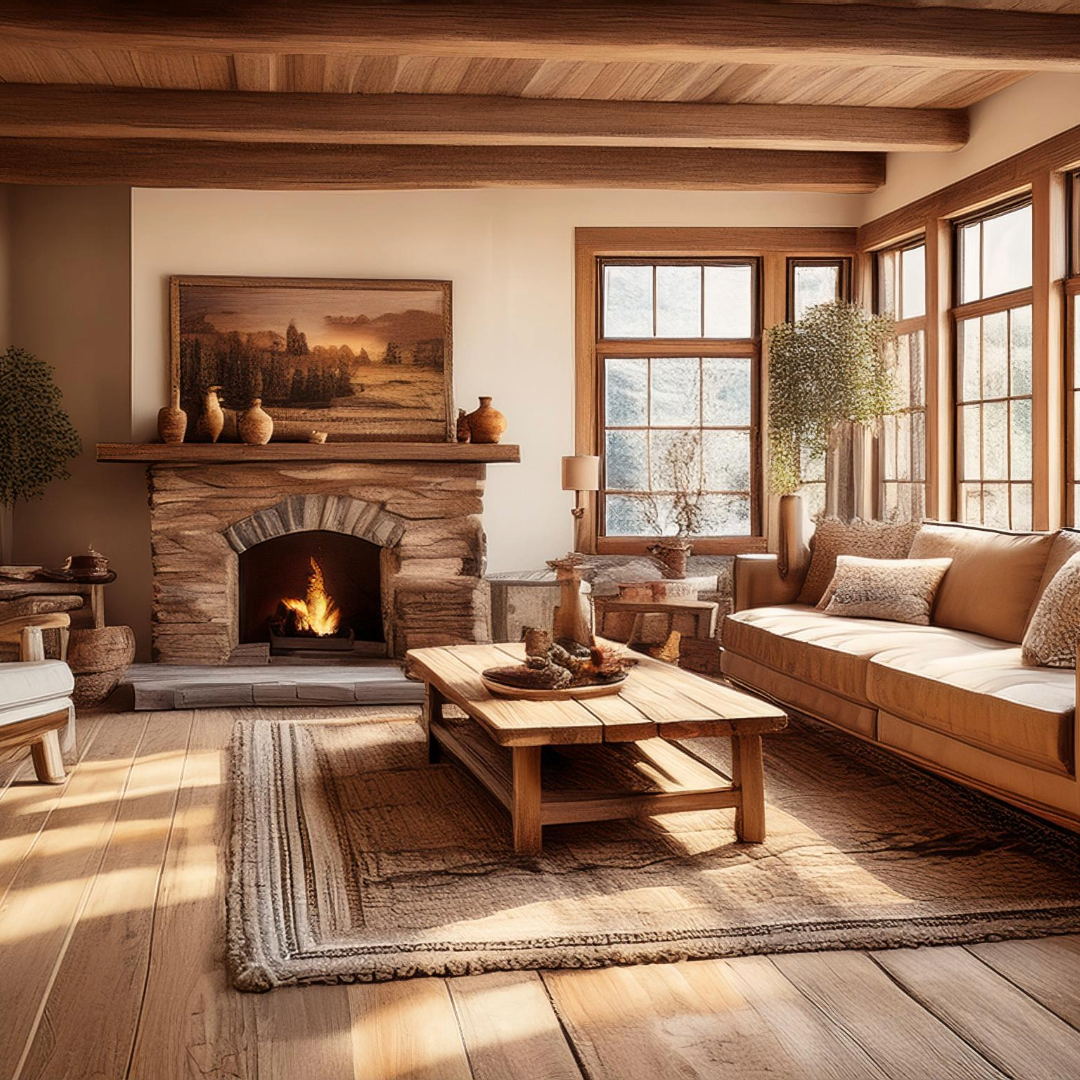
[1,705,1079,1080]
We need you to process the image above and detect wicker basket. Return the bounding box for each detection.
[67,625,136,674]
[67,626,136,707]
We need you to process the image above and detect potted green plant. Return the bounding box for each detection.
[0,347,82,564]
[767,301,897,573]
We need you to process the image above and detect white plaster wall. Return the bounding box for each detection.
[865,73,1080,221]
[131,187,864,577]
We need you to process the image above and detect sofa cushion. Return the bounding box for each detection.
[0,660,74,716]
[797,517,919,606]
[867,638,1074,773]
[821,555,952,625]
[723,604,981,705]
[907,521,1053,643]
[1033,528,1080,607]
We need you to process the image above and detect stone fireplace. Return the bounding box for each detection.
[146,458,492,664]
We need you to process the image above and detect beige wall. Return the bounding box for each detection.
[865,73,1080,221]
[7,186,152,657]
[131,187,864,590]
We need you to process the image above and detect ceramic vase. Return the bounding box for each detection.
[456,408,472,443]
[465,396,507,444]
[238,398,274,445]
[647,538,692,580]
[157,388,188,444]
[778,493,811,579]
[195,386,225,443]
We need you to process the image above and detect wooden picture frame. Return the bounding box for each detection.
[170,275,454,442]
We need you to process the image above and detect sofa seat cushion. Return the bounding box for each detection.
[867,639,1074,773]
[723,605,974,704]
[0,661,74,722]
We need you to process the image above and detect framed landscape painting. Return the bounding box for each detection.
[170,275,453,441]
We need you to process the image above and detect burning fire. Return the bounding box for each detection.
[281,557,341,637]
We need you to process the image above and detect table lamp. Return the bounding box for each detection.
[562,456,600,551]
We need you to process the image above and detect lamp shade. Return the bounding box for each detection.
[561,455,600,492]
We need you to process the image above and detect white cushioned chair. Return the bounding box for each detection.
[0,614,76,784]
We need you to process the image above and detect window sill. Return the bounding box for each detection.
[596,536,767,556]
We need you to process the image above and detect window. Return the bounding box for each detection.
[1068,173,1080,523]
[952,199,1033,530]
[787,258,851,321]
[599,259,759,541]
[876,241,927,521]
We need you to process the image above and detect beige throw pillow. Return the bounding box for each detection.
[1022,551,1080,668]
[821,555,952,625]
[798,517,920,606]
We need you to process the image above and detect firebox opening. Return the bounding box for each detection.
[238,530,384,656]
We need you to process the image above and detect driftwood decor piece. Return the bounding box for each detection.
[171,275,454,443]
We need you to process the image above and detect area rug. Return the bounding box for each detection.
[227,710,1080,990]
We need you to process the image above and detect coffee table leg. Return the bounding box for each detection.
[732,732,766,843]
[425,683,443,764]
[512,746,543,855]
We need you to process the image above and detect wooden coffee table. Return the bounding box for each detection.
[406,642,787,855]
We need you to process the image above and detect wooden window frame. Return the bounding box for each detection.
[575,227,858,555]
[858,122,1080,532]
[1066,172,1080,524]
[873,238,929,521]
[949,198,1035,531]
[597,256,763,552]
[785,257,852,321]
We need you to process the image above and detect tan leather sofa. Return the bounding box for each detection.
[722,521,1080,831]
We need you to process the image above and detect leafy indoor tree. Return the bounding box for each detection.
[0,347,81,562]
[767,301,897,496]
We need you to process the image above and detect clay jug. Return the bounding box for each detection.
[465,396,507,444]
[157,386,187,444]
[456,408,471,443]
[195,386,225,443]
[238,398,274,445]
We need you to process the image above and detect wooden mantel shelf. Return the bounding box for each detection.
[95,442,520,464]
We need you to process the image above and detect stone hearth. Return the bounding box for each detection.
[149,461,489,664]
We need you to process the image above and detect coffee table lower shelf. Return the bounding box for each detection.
[429,716,749,856]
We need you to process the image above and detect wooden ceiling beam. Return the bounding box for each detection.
[0,86,969,153]
[0,2,1076,72]
[0,138,885,192]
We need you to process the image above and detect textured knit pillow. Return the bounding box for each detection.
[821,555,952,625]
[1022,552,1080,668]
[798,516,921,606]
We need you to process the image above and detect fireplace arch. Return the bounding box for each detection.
[223,494,406,554]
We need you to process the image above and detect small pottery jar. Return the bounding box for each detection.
[195,386,225,444]
[157,387,187,444]
[647,538,692,580]
[465,396,507,444]
[238,399,274,445]
[456,408,471,443]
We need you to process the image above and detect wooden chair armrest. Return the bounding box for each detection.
[0,613,72,661]
[732,554,806,612]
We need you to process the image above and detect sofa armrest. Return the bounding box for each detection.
[732,554,806,612]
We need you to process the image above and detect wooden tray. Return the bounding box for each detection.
[480,673,627,700]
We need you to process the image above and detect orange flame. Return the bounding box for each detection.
[281,557,341,636]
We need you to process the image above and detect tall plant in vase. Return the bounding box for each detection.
[0,348,82,564]
[767,301,897,573]
[643,431,706,580]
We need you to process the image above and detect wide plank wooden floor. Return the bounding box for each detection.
[1,705,1079,1080]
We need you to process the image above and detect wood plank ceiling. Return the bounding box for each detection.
[0,1,1074,191]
